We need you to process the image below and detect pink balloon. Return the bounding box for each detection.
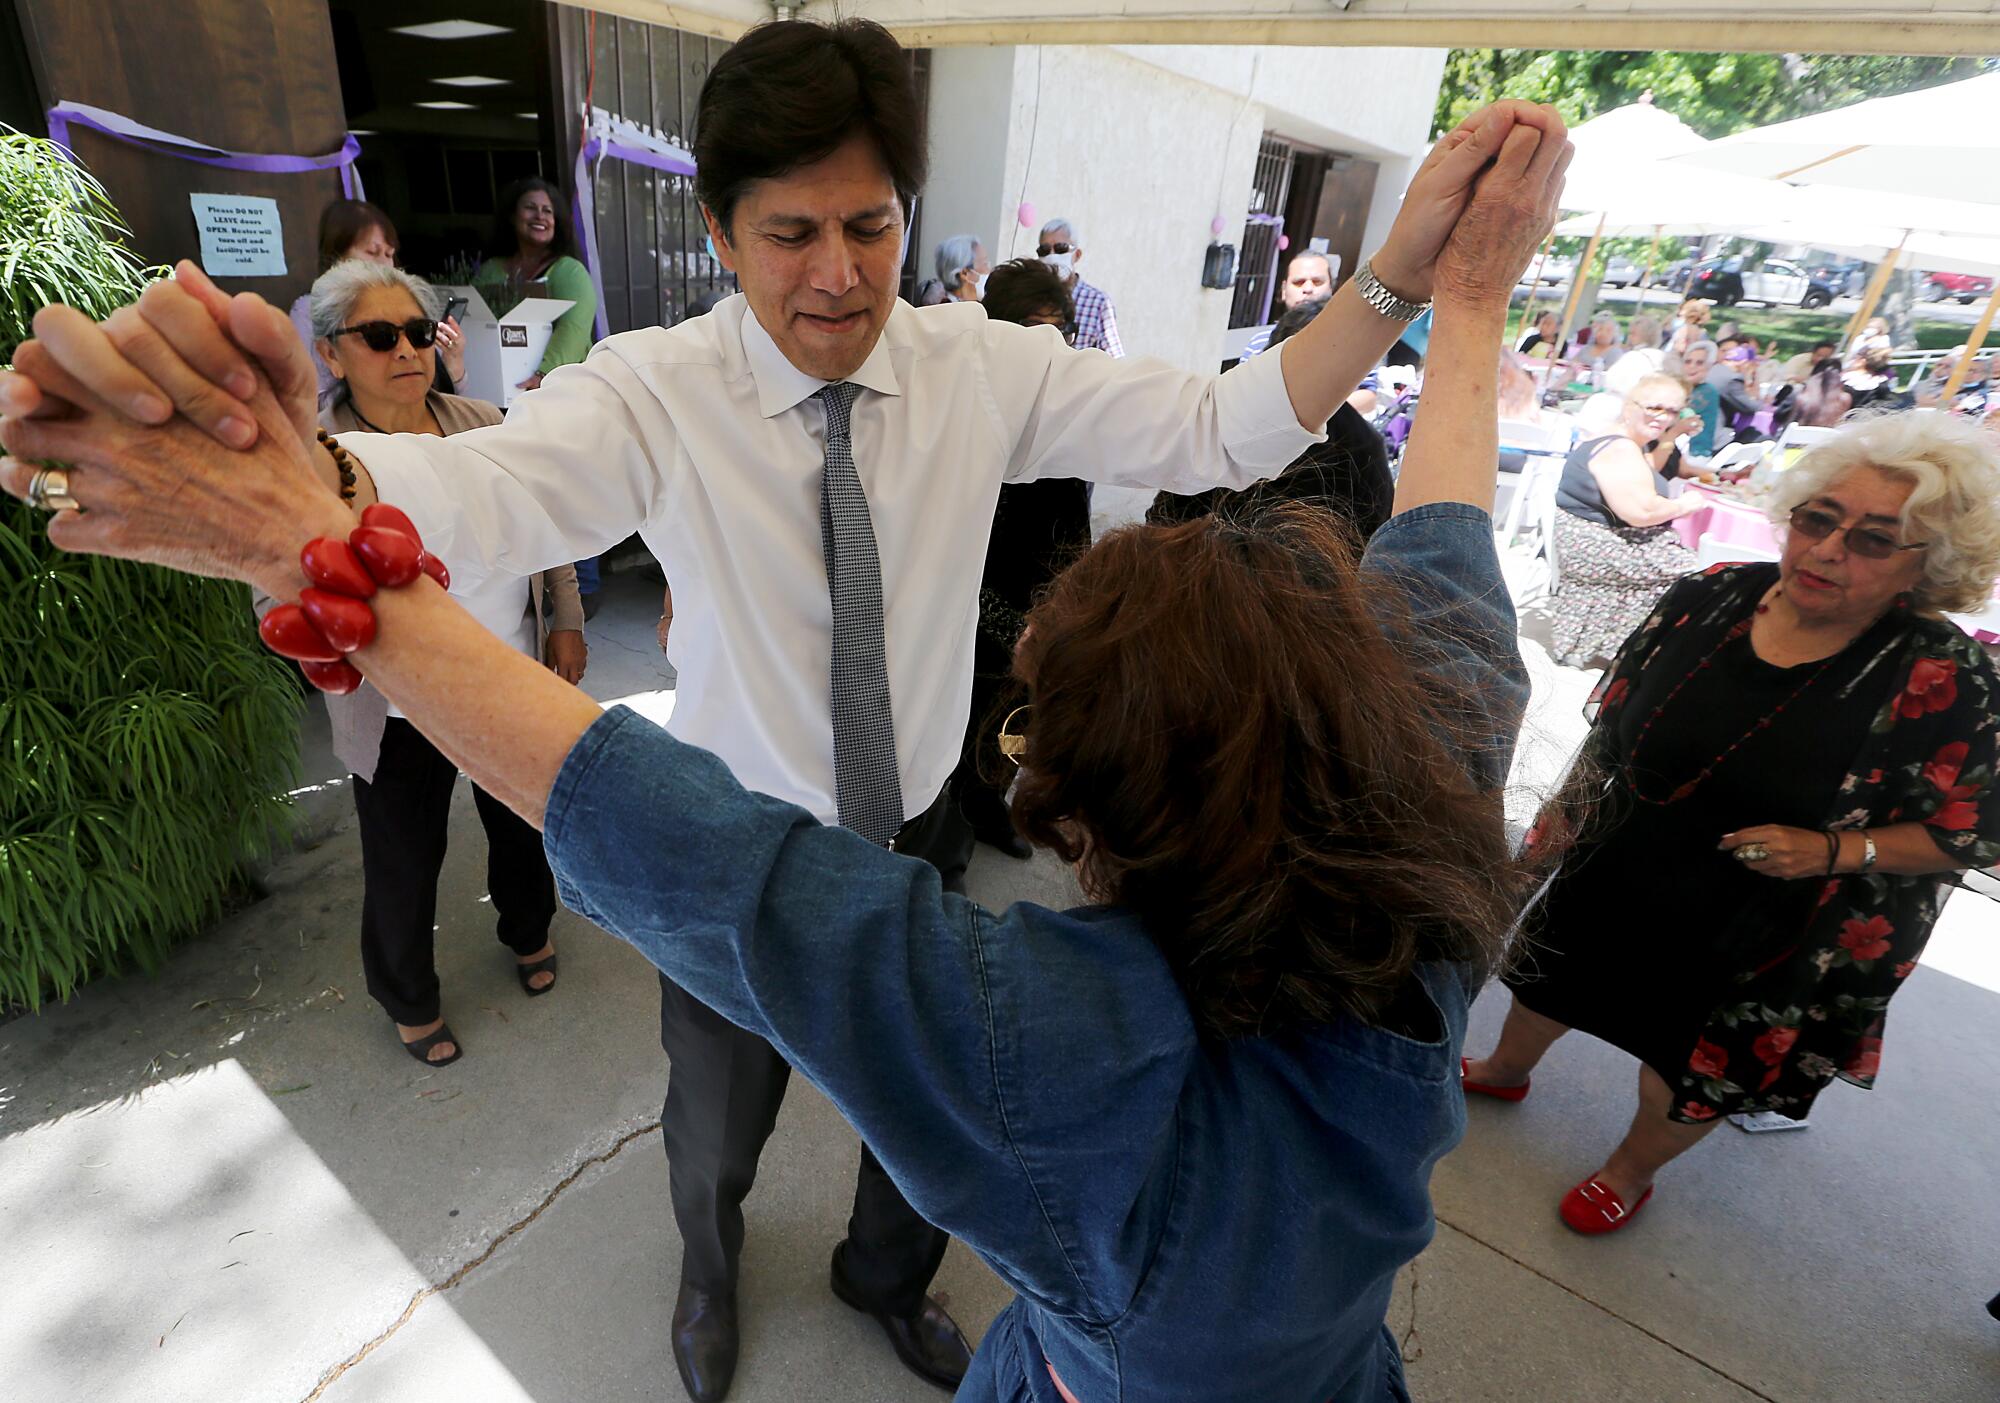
[1017,202,1037,229]
[1210,215,1226,237]
[1277,234,1291,251]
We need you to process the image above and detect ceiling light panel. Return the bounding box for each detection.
[391,20,511,40]
[432,75,508,87]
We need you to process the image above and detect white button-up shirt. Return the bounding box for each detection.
[340,294,1318,825]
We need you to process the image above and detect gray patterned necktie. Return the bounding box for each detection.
[814,383,904,846]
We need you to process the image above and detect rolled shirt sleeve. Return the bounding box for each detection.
[989,319,1321,495]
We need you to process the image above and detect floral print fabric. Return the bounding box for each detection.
[1571,564,2000,1122]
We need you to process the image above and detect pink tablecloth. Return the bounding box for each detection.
[1672,485,1780,555]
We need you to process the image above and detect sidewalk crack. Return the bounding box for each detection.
[299,1116,662,1402]
[1433,1215,1781,1402]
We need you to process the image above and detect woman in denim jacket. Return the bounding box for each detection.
[0,110,1569,1402]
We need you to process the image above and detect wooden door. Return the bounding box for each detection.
[1312,155,1380,297]
[13,0,348,304]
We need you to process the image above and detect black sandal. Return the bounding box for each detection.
[517,951,559,997]
[401,1023,463,1066]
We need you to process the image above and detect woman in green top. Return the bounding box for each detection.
[474,177,598,393]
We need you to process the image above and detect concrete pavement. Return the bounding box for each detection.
[3,570,1996,1403]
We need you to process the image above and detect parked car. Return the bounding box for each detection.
[1604,255,1642,287]
[1926,271,1993,303]
[1688,256,1835,308]
[1535,254,1574,285]
[1811,258,1868,296]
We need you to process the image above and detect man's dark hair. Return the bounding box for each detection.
[694,19,927,236]
[980,258,1073,328]
[1812,341,1837,354]
[1270,296,1326,347]
[489,177,578,268]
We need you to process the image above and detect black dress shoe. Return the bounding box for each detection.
[970,819,1033,861]
[671,1280,739,1403]
[829,1249,972,1390]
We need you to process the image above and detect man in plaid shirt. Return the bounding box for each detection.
[1037,217,1124,357]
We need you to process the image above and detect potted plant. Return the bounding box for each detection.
[0,127,301,1011]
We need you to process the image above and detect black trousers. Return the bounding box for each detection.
[658,786,966,1315]
[353,718,558,1026]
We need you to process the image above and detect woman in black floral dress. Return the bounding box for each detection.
[1464,412,2000,1235]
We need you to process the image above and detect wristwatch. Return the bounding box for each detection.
[1861,832,1878,871]
[1354,259,1431,324]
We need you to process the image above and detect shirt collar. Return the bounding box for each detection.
[741,301,903,419]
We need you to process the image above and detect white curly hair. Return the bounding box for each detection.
[1771,411,2000,613]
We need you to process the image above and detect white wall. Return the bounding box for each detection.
[922,42,1446,375]
[920,46,1020,277]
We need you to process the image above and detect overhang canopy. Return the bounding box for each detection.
[559,0,2000,57]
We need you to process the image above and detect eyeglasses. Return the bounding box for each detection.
[1787,505,1927,560]
[1036,241,1074,257]
[996,704,1030,767]
[330,318,439,353]
[1636,401,1685,416]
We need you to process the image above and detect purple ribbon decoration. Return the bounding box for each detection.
[46,101,365,200]
[573,131,700,340]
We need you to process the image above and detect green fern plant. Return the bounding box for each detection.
[0,128,302,1011]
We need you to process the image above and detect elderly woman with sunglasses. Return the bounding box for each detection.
[0,104,1573,1401]
[308,258,588,1065]
[1466,411,2000,1236]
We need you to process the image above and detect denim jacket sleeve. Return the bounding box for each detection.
[1358,502,1529,789]
[542,707,1086,1298]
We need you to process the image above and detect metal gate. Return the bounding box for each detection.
[1230,134,1296,329]
[584,15,738,334]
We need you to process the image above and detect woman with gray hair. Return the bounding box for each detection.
[1467,411,2000,1235]
[932,234,988,302]
[1576,310,1625,376]
[309,258,587,1067]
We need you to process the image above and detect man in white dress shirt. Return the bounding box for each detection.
[0,17,1553,1399]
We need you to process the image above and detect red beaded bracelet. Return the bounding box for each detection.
[258,503,451,695]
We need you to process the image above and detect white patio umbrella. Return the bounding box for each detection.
[1531,98,1725,336]
[1677,72,2000,206]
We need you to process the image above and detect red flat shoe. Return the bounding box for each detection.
[1460,1057,1531,1102]
[1559,1177,1653,1235]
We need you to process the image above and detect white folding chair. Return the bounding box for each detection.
[1496,455,1566,608]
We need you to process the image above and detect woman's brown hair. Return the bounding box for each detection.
[317,199,398,272]
[1009,503,1522,1040]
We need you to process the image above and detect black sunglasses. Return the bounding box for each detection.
[1036,241,1075,257]
[330,317,439,353]
[1787,504,1926,560]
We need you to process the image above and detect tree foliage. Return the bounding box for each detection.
[1435,51,1989,140]
[0,130,302,1010]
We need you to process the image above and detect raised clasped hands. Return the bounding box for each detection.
[0,262,354,598]
[1374,100,1573,313]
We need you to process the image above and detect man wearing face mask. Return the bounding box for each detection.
[934,234,989,302]
[1038,217,1123,356]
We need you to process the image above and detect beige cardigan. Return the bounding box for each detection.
[294,391,585,783]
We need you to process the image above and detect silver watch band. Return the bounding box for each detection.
[1861,832,1878,871]
[1355,258,1430,324]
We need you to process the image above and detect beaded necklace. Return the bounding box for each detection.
[1623,589,1842,807]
